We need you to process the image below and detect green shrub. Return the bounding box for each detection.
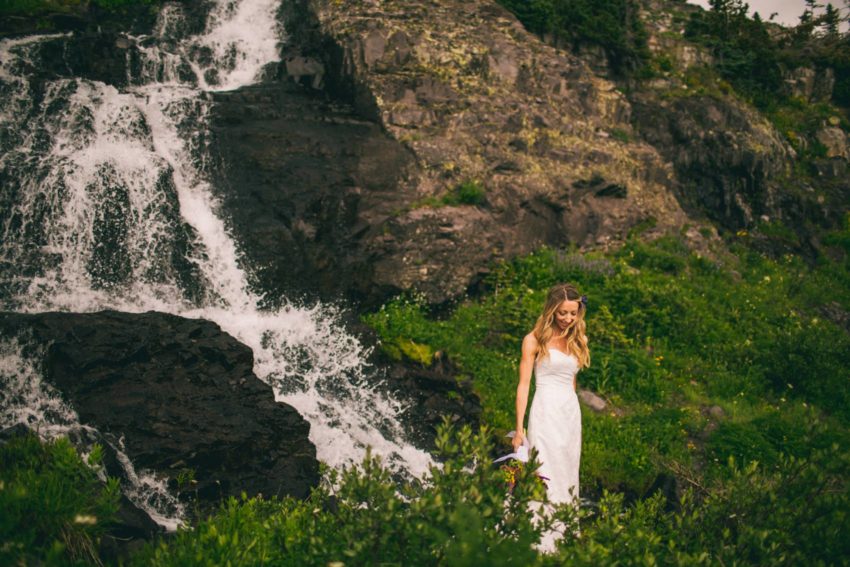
[134,421,559,567]
[133,421,850,566]
[0,433,120,566]
[563,446,850,565]
[443,180,487,207]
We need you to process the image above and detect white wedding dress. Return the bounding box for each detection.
[527,348,582,504]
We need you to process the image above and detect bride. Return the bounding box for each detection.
[513,283,589,510]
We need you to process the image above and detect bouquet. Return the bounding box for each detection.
[494,431,549,493]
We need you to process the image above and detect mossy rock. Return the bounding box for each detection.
[384,337,434,366]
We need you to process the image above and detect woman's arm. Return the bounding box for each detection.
[575,334,587,391]
[514,334,537,450]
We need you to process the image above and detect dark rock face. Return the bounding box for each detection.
[209,82,417,305]
[99,494,163,562]
[631,0,849,253]
[631,93,791,230]
[383,353,482,450]
[0,4,158,38]
[0,311,319,508]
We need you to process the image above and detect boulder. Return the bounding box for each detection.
[578,389,607,412]
[0,311,319,512]
[782,67,835,103]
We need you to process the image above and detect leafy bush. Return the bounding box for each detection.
[132,420,849,566]
[444,180,487,206]
[0,433,120,566]
[134,421,559,567]
[562,446,850,565]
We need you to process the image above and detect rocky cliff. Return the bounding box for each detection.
[630,0,848,254]
[214,0,695,307]
[3,1,847,308]
[211,0,847,306]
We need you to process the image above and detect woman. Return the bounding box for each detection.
[513,283,589,507]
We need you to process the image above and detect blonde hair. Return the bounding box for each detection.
[532,283,590,369]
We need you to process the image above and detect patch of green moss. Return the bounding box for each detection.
[395,337,434,366]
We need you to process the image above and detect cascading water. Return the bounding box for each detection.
[0,0,431,528]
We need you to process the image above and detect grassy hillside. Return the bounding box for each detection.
[365,223,850,499]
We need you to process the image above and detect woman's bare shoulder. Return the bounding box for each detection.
[521,332,539,350]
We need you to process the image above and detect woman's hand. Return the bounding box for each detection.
[512,430,524,451]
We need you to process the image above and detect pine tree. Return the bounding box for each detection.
[822,3,840,38]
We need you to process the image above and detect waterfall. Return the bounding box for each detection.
[0,0,431,528]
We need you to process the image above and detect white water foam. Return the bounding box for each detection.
[191,0,283,91]
[0,337,77,438]
[0,0,433,494]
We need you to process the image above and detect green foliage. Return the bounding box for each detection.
[0,433,120,566]
[383,336,434,365]
[564,446,850,565]
[444,179,487,206]
[685,0,780,108]
[684,0,850,116]
[496,0,651,74]
[132,420,849,566]
[404,180,487,211]
[134,421,559,567]
[765,97,848,162]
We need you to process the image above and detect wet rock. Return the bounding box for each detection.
[0,311,319,513]
[383,352,482,450]
[209,82,416,307]
[285,55,326,89]
[99,494,162,562]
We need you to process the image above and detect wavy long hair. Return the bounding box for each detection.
[532,283,590,369]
